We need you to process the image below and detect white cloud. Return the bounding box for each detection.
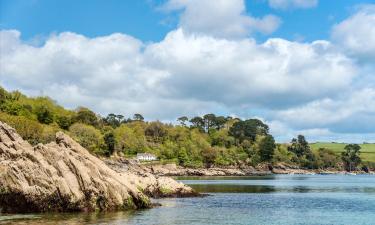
[161,0,281,38]
[275,88,375,131]
[331,4,375,60]
[1,3,374,142]
[0,28,357,120]
[268,0,318,10]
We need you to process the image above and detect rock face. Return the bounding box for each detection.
[0,122,196,213]
[144,164,271,176]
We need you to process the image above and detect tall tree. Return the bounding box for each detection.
[104,131,116,156]
[133,113,144,121]
[74,107,99,127]
[341,144,361,172]
[177,116,189,126]
[229,119,269,142]
[259,135,276,162]
[288,135,310,157]
[190,116,205,132]
[203,113,216,132]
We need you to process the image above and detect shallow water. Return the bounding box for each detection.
[1,174,375,225]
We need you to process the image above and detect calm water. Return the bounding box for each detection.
[1,175,375,225]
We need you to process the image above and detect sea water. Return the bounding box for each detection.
[1,175,375,225]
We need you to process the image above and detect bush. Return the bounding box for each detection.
[69,123,104,153]
[0,112,43,145]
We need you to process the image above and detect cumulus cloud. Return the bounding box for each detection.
[161,0,281,38]
[331,4,375,60]
[268,0,318,10]
[275,88,375,132]
[1,29,357,119]
[1,3,374,142]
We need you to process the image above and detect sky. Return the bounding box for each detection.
[0,0,375,143]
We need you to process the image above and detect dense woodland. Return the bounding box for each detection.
[0,86,371,171]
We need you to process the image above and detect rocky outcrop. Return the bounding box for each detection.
[103,159,199,198]
[141,164,272,176]
[0,122,197,213]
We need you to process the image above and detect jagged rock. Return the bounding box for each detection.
[0,122,197,213]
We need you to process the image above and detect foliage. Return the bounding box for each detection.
[341,144,361,171]
[2,86,371,170]
[69,123,104,154]
[229,119,269,143]
[288,135,311,157]
[259,135,276,162]
[0,112,43,145]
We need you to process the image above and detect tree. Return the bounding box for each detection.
[259,135,276,162]
[177,116,189,126]
[56,115,72,130]
[145,121,167,142]
[288,135,310,157]
[341,144,361,172]
[104,131,116,156]
[69,123,104,153]
[203,113,216,132]
[73,107,99,127]
[133,113,144,121]
[104,113,124,128]
[202,147,218,168]
[35,105,54,124]
[177,147,189,165]
[213,116,227,130]
[229,119,269,143]
[189,116,205,132]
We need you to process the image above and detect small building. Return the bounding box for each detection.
[136,153,157,161]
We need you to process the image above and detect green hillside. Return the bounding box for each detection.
[310,142,375,162]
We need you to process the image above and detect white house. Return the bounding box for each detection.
[136,153,157,161]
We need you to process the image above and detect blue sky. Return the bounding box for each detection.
[1,0,375,143]
[1,0,373,42]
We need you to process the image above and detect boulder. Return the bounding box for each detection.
[0,122,196,213]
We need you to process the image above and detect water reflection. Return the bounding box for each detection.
[0,211,136,225]
[181,174,375,194]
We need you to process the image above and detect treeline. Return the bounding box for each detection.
[0,87,370,171]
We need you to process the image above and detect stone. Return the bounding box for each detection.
[0,122,197,213]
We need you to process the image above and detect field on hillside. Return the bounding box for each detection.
[310,142,375,162]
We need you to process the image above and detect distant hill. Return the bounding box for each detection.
[310,142,375,162]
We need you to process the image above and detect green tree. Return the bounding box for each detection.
[202,147,218,168]
[35,105,54,124]
[177,116,189,126]
[229,119,269,143]
[133,113,144,121]
[177,147,189,165]
[259,135,276,162]
[103,131,116,156]
[203,113,216,132]
[104,113,125,128]
[73,107,98,127]
[287,135,310,157]
[56,115,72,130]
[145,121,167,142]
[189,116,205,132]
[341,144,361,172]
[69,123,104,153]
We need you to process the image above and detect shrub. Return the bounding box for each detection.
[69,123,104,153]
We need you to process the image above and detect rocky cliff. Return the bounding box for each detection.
[0,121,197,213]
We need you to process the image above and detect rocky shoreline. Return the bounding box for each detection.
[0,122,198,214]
[135,162,374,177]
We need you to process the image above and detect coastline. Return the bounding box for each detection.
[128,161,375,177]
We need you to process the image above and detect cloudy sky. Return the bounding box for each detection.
[1,0,374,143]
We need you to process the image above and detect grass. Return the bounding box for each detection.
[310,142,375,163]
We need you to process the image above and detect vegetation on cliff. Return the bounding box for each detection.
[0,86,372,171]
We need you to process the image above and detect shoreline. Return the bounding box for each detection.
[135,162,375,177]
